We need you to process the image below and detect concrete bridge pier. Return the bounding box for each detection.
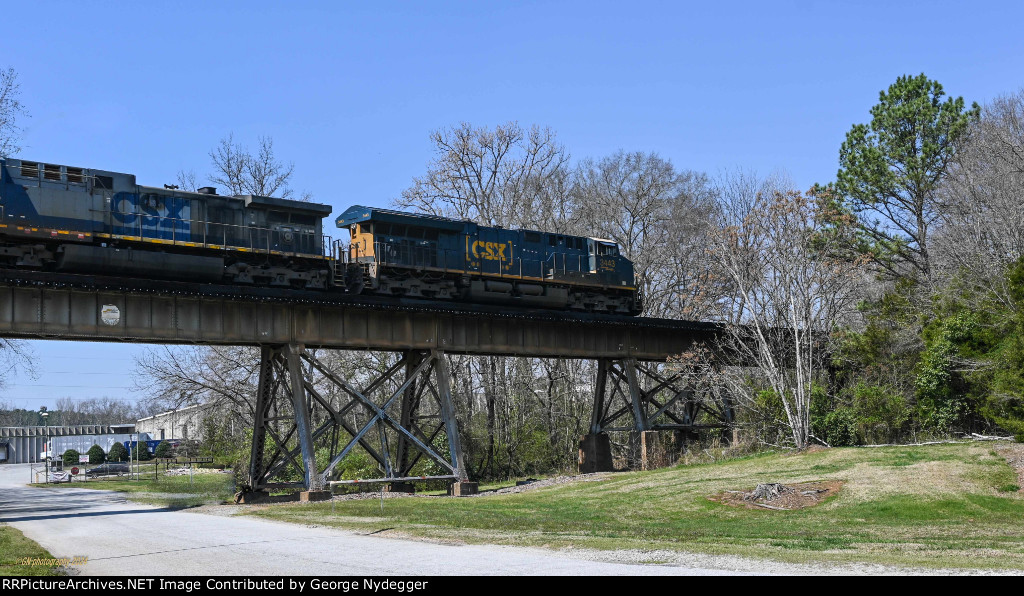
[578,433,614,473]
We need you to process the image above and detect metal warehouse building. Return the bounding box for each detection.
[0,424,135,464]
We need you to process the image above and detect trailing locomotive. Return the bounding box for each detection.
[0,158,641,314]
[0,157,333,289]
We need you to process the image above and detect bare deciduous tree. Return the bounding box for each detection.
[0,67,28,158]
[54,397,156,426]
[396,123,580,476]
[573,152,724,318]
[175,169,199,193]
[397,122,570,227]
[0,67,35,388]
[0,338,35,394]
[134,346,262,420]
[177,134,309,200]
[712,185,864,448]
[936,89,1024,304]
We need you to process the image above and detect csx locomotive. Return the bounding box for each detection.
[0,158,641,314]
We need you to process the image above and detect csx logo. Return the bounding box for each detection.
[110,192,189,230]
[471,241,511,261]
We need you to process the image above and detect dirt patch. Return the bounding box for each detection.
[994,442,1024,491]
[710,480,844,511]
[471,473,612,497]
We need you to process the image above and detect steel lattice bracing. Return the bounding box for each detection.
[589,358,735,435]
[247,345,468,493]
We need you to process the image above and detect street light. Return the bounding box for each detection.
[39,407,49,482]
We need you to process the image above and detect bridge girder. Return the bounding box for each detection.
[0,283,717,359]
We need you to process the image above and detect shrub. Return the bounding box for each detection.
[131,443,152,461]
[851,383,912,444]
[153,441,173,459]
[87,444,105,464]
[62,449,81,467]
[822,408,860,446]
[108,442,128,462]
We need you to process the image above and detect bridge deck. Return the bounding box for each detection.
[0,270,721,360]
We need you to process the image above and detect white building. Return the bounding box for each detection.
[0,424,136,464]
[135,404,210,441]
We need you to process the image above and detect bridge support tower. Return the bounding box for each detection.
[579,357,735,473]
[244,345,471,499]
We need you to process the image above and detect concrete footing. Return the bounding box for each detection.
[578,433,614,473]
[447,481,479,496]
[299,490,332,502]
[386,482,416,494]
[234,490,267,504]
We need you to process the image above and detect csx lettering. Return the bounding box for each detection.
[471,241,509,261]
[110,193,189,231]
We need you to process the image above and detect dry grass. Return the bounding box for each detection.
[247,442,1024,570]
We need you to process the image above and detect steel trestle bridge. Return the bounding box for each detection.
[0,270,734,496]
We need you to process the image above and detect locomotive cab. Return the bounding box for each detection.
[589,238,619,272]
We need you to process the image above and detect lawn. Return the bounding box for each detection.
[247,442,1024,570]
[35,470,235,509]
[0,525,62,576]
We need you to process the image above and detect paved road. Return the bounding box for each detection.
[0,464,745,576]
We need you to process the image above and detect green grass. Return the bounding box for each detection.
[0,525,62,576]
[36,471,235,508]
[247,442,1024,570]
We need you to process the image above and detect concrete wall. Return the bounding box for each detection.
[136,404,209,441]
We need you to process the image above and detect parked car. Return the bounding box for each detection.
[84,463,130,478]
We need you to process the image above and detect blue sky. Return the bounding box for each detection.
[1,1,1022,411]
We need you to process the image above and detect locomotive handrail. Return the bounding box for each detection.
[87,206,329,259]
[363,240,596,282]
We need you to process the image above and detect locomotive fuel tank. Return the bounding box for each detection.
[57,244,225,281]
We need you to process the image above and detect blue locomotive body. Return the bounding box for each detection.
[0,157,642,314]
[336,206,641,314]
[0,157,333,288]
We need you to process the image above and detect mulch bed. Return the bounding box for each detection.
[710,480,844,511]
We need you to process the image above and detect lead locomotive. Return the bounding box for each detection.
[0,158,641,314]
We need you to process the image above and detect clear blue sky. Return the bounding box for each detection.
[1,0,1022,411]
